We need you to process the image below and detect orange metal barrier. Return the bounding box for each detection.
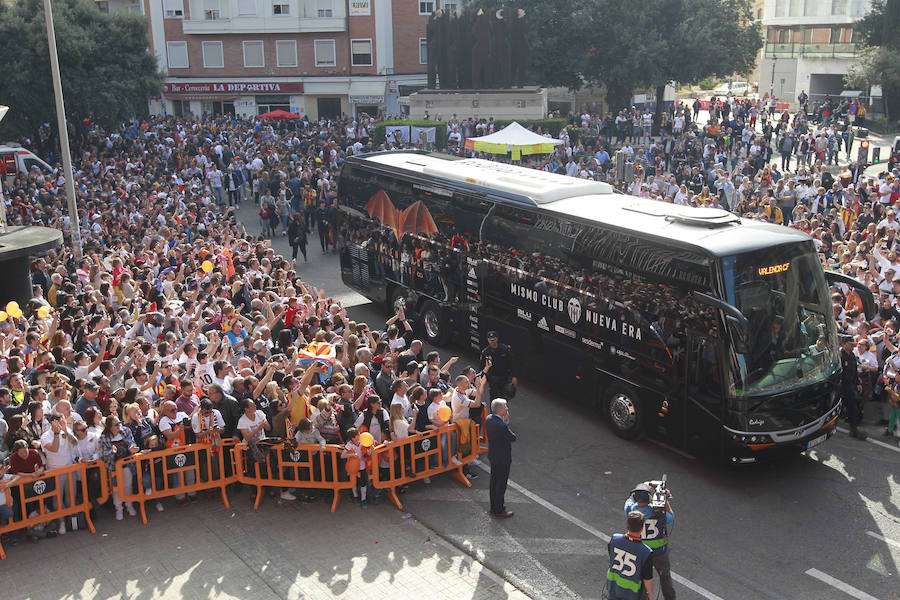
[0,459,109,560]
[477,405,489,452]
[233,441,357,513]
[114,440,237,524]
[370,421,480,511]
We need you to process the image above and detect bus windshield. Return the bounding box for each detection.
[724,243,838,397]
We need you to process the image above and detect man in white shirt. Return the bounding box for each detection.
[41,413,75,534]
[158,401,197,502]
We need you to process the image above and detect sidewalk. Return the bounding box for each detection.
[2,489,533,600]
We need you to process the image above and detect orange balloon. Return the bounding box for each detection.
[5,301,19,314]
[360,432,375,447]
[37,306,51,319]
[201,260,213,273]
[437,405,452,422]
[0,311,7,322]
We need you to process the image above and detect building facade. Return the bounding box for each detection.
[97,0,438,120]
[760,0,871,105]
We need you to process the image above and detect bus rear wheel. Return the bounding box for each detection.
[421,300,447,346]
[605,385,645,440]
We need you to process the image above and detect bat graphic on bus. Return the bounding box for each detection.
[365,190,439,240]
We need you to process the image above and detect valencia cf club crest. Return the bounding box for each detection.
[567,298,582,325]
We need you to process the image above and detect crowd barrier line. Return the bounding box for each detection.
[232,441,357,513]
[1,421,489,558]
[370,421,480,511]
[114,439,237,524]
[0,459,109,560]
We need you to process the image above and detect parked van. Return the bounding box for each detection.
[0,145,53,178]
[712,81,750,97]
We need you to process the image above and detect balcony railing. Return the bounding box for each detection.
[764,42,859,59]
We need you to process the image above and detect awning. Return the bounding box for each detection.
[464,122,563,158]
[349,79,385,104]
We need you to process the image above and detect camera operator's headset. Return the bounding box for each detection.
[630,483,653,504]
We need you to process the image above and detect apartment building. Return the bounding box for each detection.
[96,0,439,120]
[760,0,872,104]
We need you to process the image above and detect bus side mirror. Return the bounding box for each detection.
[691,291,749,351]
[823,271,875,320]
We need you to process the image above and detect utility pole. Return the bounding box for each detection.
[0,105,8,234]
[43,0,82,259]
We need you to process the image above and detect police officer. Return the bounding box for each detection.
[840,335,867,440]
[479,331,516,401]
[607,511,655,600]
[625,483,675,600]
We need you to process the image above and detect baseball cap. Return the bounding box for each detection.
[487,331,498,340]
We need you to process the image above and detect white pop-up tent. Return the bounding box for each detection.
[464,121,563,159]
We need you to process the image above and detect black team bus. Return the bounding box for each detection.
[336,151,873,462]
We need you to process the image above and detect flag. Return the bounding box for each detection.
[840,195,859,231]
[297,342,335,377]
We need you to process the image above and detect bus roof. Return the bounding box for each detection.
[361,152,613,205]
[349,151,810,257]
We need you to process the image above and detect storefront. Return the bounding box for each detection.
[159,81,305,119]
[348,79,386,119]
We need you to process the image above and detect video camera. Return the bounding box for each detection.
[648,475,669,516]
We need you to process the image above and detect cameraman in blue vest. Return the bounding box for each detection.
[624,482,676,599]
[607,510,655,599]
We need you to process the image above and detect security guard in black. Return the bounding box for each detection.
[479,331,516,400]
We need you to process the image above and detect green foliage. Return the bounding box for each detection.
[466,0,761,113]
[0,0,163,139]
[698,79,719,90]
[853,0,900,120]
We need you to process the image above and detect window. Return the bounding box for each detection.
[243,40,265,68]
[163,0,183,17]
[774,0,787,16]
[831,0,847,13]
[789,0,802,16]
[419,1,434,14]
[204,0,220,20]
[804,0,817,16]
[166,41,189,69]
[441,1,458,13]
[314,39,336,67]
[351,39,372,66]
[777,28,789,43]
[419,38,427,65]
[202,41,224,68]
[317,0,333,17]
[830,27,842,44]
[273,1,289,15]
[237,0,257,15]
[276,40,297,67]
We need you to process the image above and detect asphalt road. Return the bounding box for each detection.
[237,193,900,600]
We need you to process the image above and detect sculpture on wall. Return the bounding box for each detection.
[427,6,530,90]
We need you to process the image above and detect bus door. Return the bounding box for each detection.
[684,332,726,456]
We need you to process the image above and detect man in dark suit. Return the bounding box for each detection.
[485,398,516,518]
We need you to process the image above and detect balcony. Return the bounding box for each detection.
[181,16,345,34]
[764,42,859,59]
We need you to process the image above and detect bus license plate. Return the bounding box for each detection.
[806,434,826,450]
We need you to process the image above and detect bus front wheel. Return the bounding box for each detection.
[421,300,448,346]
[605,385,645,440]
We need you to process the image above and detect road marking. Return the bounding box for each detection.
[866,530,900,550]
[805,568,881,600]
[836,427,900,454]
[449,534,605,556]
[471,459,726,600]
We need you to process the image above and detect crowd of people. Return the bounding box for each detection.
[0,90,898,547]
[0,112,501,548]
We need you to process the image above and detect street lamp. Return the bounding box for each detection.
[43,0,82,259]
[0,104,8,234]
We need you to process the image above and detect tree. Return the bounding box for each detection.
[466,0,593,91]
[465,0,762,118]
[587,0,762,120]
[852,0,900,121]
[0,0,162,147]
